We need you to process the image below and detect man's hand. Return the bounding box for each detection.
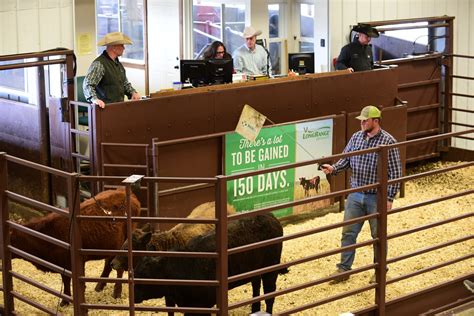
[94,99,105,109]
[387,201,393,211]
[131,92,141,100]
[348,67,354,73]
[320,164,334,175]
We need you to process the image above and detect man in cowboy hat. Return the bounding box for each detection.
[335,24,380,72]
[83,32,140,108]
[233,26,272,76]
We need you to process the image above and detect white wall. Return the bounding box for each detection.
[313,0,329,72]
[74,0,96,76]
[148,0,181,92]
[0,0,73,55]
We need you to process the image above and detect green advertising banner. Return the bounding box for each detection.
[225,118,333,217]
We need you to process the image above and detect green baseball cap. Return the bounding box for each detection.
[356,105,381,120]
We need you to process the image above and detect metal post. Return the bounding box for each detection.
[444,19,454,149]
[215,175,228,315]
[0,153,14,314]
[125,182,135,315]
[376,146,389,316]
[122,175,144,315]
[37,59,52,205]
[151,138,159,229]
[64,53,75,174]
[68,172,85,314]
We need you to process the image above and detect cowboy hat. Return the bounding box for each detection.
[353,24,380,38]
[242,26,262,38]
[97,32,133,46]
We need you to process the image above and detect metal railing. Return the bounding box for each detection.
[0,128,472,315]
[445,54,474,142]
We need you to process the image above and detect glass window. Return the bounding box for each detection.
[300,4,314,38]
[299,41,313,52]
[299,3,314,52]
[269,5,279,38]
[269,42,281,75]
[382,22,429,44]
[192,1,246,59]
[96,0,145,62]
[0,61,26,91]
[268,4,281,75]
[223,4,246,55]
[193,2,222,59]
[369,22,445,60]
[0,60,32,104]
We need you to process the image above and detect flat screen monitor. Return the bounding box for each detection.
[288,52,315,75]
[207,58,233,85]
[180,60,208,87]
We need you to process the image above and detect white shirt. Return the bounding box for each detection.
[233,44,272,76]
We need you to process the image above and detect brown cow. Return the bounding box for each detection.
[9,188,141,306]
[310,175,321,193]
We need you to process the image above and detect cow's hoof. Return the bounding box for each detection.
[112,283,123,299]
[60,299,70,307]
[95,282,106,292]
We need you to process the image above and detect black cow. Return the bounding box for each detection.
[134,213,287,315]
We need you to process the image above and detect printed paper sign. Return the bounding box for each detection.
[235,104,267,142]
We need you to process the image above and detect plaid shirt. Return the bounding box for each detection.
[332,129,402,201]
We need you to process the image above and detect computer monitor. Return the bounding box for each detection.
[180,60,208,87]
[207,58,233,85]
[288,52,315,75]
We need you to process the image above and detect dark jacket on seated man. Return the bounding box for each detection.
[335,39,374,72]
[335,24,379,72]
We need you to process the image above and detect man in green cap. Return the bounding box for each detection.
[321,105,402,284]
[83,32,141,108]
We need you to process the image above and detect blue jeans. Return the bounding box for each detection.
[337,192,379,271]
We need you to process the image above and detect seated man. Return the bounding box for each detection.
[233,26,271,76]
[335,24,379,72]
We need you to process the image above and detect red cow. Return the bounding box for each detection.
[9,188,141,306]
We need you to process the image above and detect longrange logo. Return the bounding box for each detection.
[302,126,330,139]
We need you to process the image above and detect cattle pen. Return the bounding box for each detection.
[0,128,472,315]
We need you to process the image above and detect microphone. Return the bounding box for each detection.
[256,39,267,48]
[256,39,271,76]
[411,35,447,55]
